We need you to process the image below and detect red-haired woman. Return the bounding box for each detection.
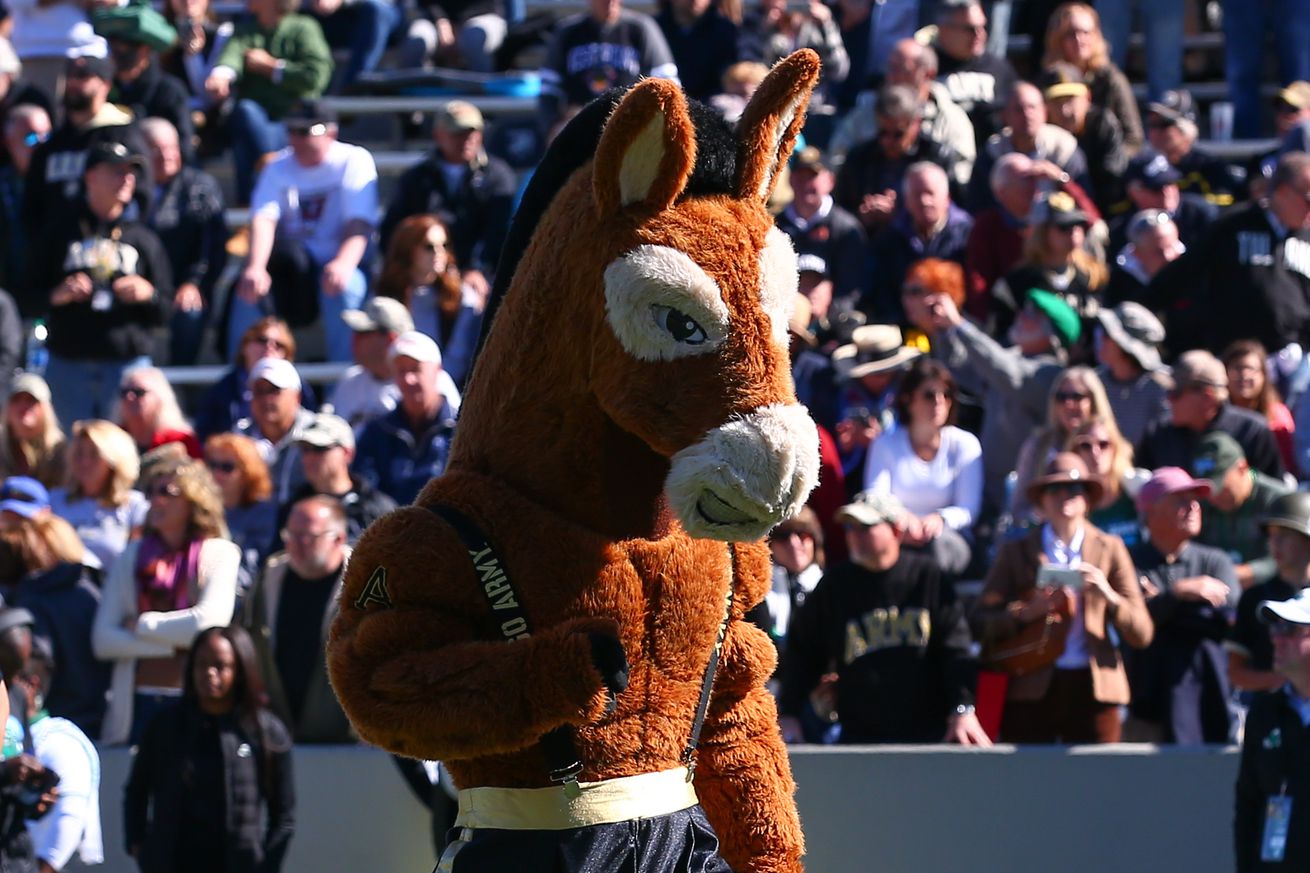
[899,257,965,351]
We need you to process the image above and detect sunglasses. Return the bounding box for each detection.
[769,528,810,543]
[1055,391,1091,404]
[1045,482,1088,497]
[205,459,237,474]
[148,482,182,499]
[281,527,336,544]
[120,386,148,400]
[287,122,329,137]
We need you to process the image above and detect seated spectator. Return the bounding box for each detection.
[159,0,235,157]
[0,104,50,301]
[863,357,980,577]
[1106,152,1217,254]
[1143,90,1245,208]
[972,452,1153,743]
[1124,468,1236,744]
[740,0,848,100]
[538,0,678,128]
[1228,492,1310,693]
[11,643,103,871]
[94,3,193,163]
[780,491,989,745]
[898,256,966,354]
[302,0,399,89]
[1193,432,1293,591]
[30,141,171,427]
[991,189,1105,349]
[243,494,355,742]
[140,117,227,367]
[1038,61,1127,210]
[194,317,317,441]
[376,215,484,390]
[203,433,276,593]
[1224,340,1297,477]
[230,101,376,363]
[235,357,314,506]
[1039,2,1142,154]
[904,284,1072,516]
[91,455,239,745]
[275,412,395,546]
[830,325,920,490]
[930,0,1017,146]
[398,0,508,73]
[753,505,825,659]
[1067,418,1142,547]
[834,84,966,238]
[1150,153,1310,357]
[124,626,294,871]
[330,297,414,428]
[353,331,456,505]
[774,147,869,311]
[1092,302,1170,446]
[116,365,201,458]
[1010,365,1113,524]
[0,375,64,489]
[867,162,973,323]
[204,0,333,204]
[379,101,516,295]
[49,420,146,572]
[1138,350,1287,480]
[1104,209,1184,306]
[655,0,739,103]
[0,510,109,737]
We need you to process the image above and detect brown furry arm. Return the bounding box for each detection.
[326,507,615,761]
[694,619,804,873]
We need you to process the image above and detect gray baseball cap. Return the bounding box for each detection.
[342,297,415,335]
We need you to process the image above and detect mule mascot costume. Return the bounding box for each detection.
[327,50,823,872]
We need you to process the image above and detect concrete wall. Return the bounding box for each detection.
[89,743,1239,873]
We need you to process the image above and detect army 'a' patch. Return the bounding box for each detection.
[355,566,394,610]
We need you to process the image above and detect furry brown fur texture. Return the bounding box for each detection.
[327,51,822,873]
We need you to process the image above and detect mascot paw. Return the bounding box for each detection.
[587,631,629,712]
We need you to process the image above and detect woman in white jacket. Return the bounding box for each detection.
[93,456,239,745]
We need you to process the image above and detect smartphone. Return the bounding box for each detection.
[1037,565,1084,589]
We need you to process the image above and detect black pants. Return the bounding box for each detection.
[438,805,732,873]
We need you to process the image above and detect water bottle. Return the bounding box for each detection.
[25,320,48,376]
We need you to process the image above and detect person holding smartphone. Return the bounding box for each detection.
[971,452,1153,743]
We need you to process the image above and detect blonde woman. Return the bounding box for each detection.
[0,374,67,488]
[1066,418,1143,547]
[92,456,238,745]
[204,433,276,591]
[1009,365,1117,524]
[116,365,201,458]
[1041,2,1143,153]
[49,420,148,571]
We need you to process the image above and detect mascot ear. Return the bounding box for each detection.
[593,78,697,217]
[735,50,821,204]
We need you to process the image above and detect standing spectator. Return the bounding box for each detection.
[124,625,294,873]
[1039,2,1142,154]
[537,0,678,127]
[1223,0,1310,140]
[140,117,227,367]
[116,366,200,458]
[204,0,333,204]
[29,141,172,427]
[867,161,973,323]
[1194,432,1293,592]
[4,0,86,104]
[0,104,50,305]
[244,495,354,742]
[1228,493,1310,695]
[94,3,193,164]
[655,0,739,103]
[230,100,376,363]
[931,0,1017,146]
[1038,61,1127,209]
[1066,418,1141,547]
[329,296,413,428]
[12,644,103,872]
[374,216,483,390]
[91,456,239,745]
[779,490,989,745]
[1225,341,1297,478]
[352,331,456,505]
[1103,209,1184,306]
[48,420,146,573]
[234,357,314,506]
[203,433,276,594]
[774,147,868,311]
[1106,151,1217,255]
[379,102,515,295]
[302,0,399,90]
[1125,468,1236,745]
[972,452,1153,743]
[740,0,847,98]
[1143,90,1246,208]
[1093,0,1183,102]
[193,318,316,442]
[159,0,235,156]
[863,357,981,577]
[0,375,64,490]
[1234,588,1310,872]
[1137,351,1287,481]
[1092,302,1170,446]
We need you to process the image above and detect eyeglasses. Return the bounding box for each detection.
[249,334,289,351]
[1055,391,1091,404]
[120,386,148,400]
[205,459,237,474]
[281,528,338,544]
[148,482,182,499]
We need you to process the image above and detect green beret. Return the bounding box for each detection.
[1026,288,1082,349]
[93,4,178,53]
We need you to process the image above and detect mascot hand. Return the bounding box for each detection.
[587,632,629,714]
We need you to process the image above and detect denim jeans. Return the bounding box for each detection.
[1096,0,1184,100]
[317,0,402,88]
[169,306,208,366]
[230,98,288,205]
[1224,0,1310,138]
[44,354,152,427]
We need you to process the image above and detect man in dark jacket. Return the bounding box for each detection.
[655,0,739,102]
[932,0,1017,147]
[1040,62,1127,210]
[0,105,50,306]
[774,147,869,311]
[1106,151,1217,254]
[28,141,171,427]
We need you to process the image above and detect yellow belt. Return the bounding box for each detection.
[454,767,699,831]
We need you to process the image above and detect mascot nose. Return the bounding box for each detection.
[665,403,820,542]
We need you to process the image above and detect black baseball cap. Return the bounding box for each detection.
[1126,151,1183,189]
[85,140,146,172]
[284,99,337,129]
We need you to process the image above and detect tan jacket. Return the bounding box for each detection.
[971,525,1153,704]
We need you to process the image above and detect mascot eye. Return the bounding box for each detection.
[652,305,708,345]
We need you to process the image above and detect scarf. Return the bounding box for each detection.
[136,534,204,615]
